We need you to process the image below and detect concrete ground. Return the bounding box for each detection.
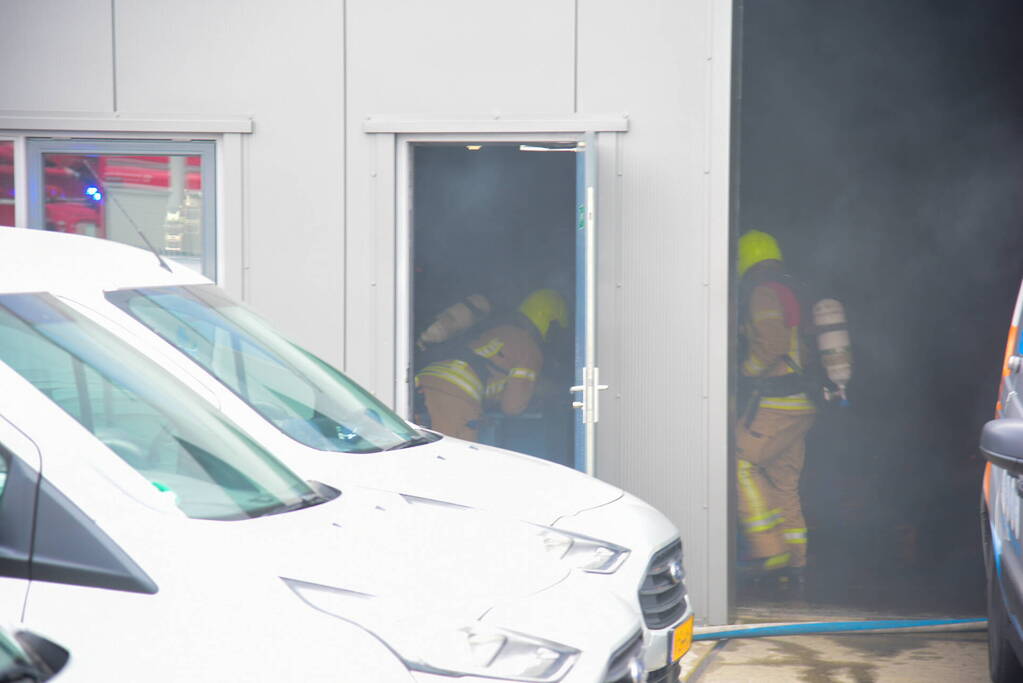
[677,604,989,682]
[680,632,986,682]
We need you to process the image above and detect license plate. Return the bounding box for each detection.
[672,616,694,662]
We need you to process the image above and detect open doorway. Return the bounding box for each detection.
[731,0,1023,618]
[409,142,579,467]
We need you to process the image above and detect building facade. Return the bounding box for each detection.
[0,0,734,623]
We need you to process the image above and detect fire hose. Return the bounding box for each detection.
[693,617,986,641]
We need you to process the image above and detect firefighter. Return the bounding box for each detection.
[415,289,568,442]
[736,230,816,586]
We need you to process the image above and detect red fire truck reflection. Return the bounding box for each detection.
[0,142,13,226]
[42,154,202,258]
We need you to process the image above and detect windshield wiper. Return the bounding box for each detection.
[279,492,331,513]
[247,492,330,518]
[385,434,434,451]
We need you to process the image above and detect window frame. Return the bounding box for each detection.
[26,138,218,279]
[0,137,17,229]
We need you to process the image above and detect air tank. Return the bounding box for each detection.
[813,298,852,402]
[416,294,491,350]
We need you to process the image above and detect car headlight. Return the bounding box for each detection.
[536,527,630,574]
[283,578,579,682]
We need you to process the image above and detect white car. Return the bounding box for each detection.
[0,254,651,682]
[2,228,693,680]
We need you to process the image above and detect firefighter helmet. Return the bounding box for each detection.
[737,229,783,277]
[519,289,568,341]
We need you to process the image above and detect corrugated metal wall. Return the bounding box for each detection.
[0,0,732,623]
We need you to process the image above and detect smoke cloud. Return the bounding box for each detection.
[736,0,1023,614]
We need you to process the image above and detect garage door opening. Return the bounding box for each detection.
[409,143,580,468]
[732,0,1023,618]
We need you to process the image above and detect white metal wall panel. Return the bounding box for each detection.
[578,0,732,624]
[346,0,575,117]
[114,0,346,367]
[4,0,734,623]
[0,0,114,112]
[344,0,575,393]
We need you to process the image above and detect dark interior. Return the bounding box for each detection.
[411,144,577,466]
[735,0,1023,615]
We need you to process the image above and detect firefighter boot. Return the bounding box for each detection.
[736,551,791,579]
[776,566,806,601]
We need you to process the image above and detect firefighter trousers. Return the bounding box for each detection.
[416,374,482,442]
[736,408,815,568]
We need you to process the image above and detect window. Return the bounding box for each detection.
[108,285,424,453]
[0,293,321,520]
[27,139,216,277]
[0,141,12,227]
[0,629,35,680]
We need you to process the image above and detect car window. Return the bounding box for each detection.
[0,293,324,521]
[108,285,423,453]
[0,629,34,681]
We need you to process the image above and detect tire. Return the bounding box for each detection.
[988,545,1023,682]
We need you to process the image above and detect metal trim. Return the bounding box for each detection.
[363,116,629,134]
[0,115,252,134]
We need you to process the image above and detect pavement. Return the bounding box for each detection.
[677,604,989,682]
[680,631,986,682]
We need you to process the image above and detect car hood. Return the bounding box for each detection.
[308,436,624,526]
[205,486,573,623]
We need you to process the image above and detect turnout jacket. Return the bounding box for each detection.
[468,323,543,415]
[741,280,816,414]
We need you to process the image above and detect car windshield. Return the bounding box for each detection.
[0,293,321,521]
[107,285,424,453]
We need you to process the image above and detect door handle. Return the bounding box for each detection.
[570,366,609,424]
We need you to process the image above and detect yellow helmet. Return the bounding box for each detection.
[519,289,568,341]
[737,229,783,277]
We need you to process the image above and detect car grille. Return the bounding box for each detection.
[603,631,644,683]
[639,539,687,629]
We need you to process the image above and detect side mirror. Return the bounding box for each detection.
[15,629,70,681]
[981,419,1023,475]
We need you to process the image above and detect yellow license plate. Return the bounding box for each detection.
[672,616,694,661]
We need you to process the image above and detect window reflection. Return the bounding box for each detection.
[0,142,12,227]
[41,153,205,274]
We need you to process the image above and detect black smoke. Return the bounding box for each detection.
[736,0,1023,614]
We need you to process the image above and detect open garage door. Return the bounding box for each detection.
[732,0,1023,619]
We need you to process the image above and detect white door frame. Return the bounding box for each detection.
[393,131,588,419]
[356,117,627,416]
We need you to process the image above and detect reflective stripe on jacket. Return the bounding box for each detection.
[470,323,543,415]
[415,359,484,402]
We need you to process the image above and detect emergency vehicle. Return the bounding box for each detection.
[982,278,1023,682]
